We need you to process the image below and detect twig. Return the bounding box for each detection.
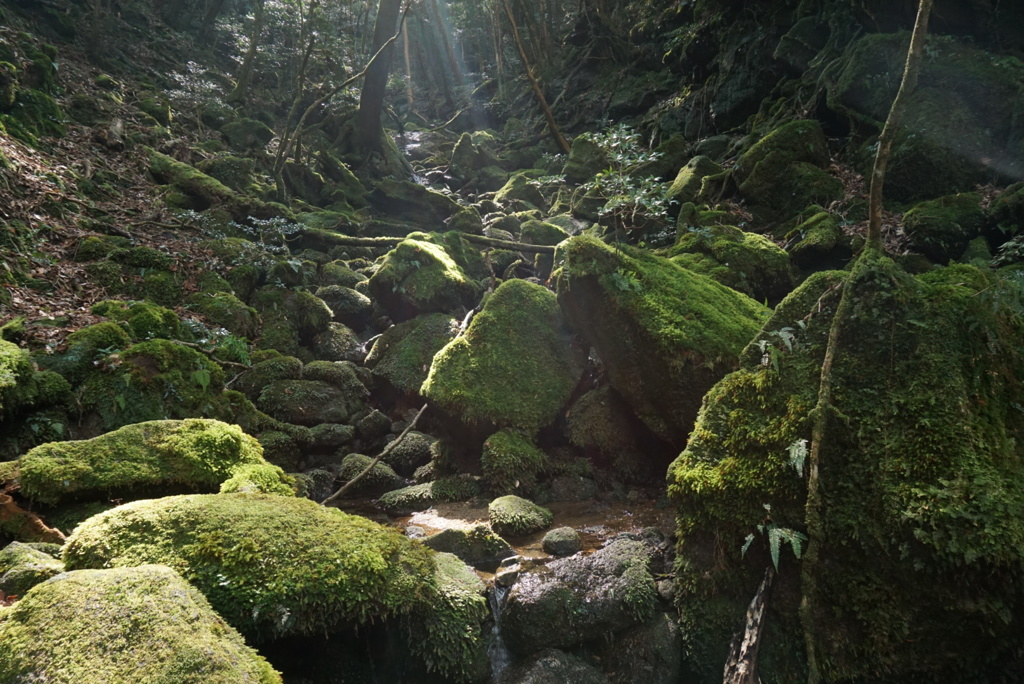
[321,403,427,506]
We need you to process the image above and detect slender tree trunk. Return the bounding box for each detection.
[356,0,404,153]
[199,0,228,45]
[866,0,933,252]
[500,0,570,154]
[227,0,268,105]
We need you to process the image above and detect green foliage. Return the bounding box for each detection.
[740,504,807,571]
[0,565,282,683]
[577,124,672,232]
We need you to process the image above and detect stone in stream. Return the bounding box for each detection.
[541,526,582,557]
[488,495,553,537]
[422,523,515,570]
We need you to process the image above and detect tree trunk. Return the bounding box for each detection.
[356,0,403,154]
[866,0,933,252]
[724,568,774,684]
[227,0,268,105]
[199,0,228,45]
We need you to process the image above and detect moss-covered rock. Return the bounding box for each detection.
[221,118,274,152]
[186,291,260,338]
[668,225,794,303]
[422,524,515,570]
[257,379,349,426]
[0,541,63,595]
[904,192,986,262]
[335,453,402,495]
[251,286,333,346]
[0,339,69,421]
[311,321,361,362]
[17,419,288,506]
[562,137,611,185]
[488,495,553,537]
[541,527,582,557]
[77,338,227,431]
[667,155,723,206]
[564,386,653,483]
[368,234,481,323]
[315,285,372,331]
[422,279,581,431]
[369,179,461,225]
[494,172,547,212]
[320,260,368,288]
[148,149,237,211]
[91,299,186,340]
[501,539,657,654]
[375,474,481,514]
[555,235,768,445]
[0,564,282,683]
[198,155,256,193]
[481,429,547,496]
[381,430,435,477]
[787,211,853,270]
[62,494,439,641]
[733,120,840,222]
[668,257,1024,681]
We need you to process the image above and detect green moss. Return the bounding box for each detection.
[302,360,368,398]
[481,429,547,496]
[422,279,581,431]
[366,313,458,394]
[555,235,768,444]
[488,495,553,537]
[367,236,481,322]
[221,118,274,151]
[219,463,296,496]
[141,270,184,306]
[520,219,569,246]
[312,322,360,361]
[233,355,303,399]
[226,264,262,301]
[667,155,723,205]
[78,338,226,431]
[494,172,547,211]
[92,299,185,340]
[250,286,332,342]
[0,565,282,683]
[74,235,125,262]
[197,155,257,193]
[668,225,794,303]
[562,138,610,185]
[0,89,66,145]
[186,292,259,338]
[787,211,851,269]
[109,246,173,270]
[337,453,401,494]
[257,379,349,426]
[62,494,441,641]
[139,96,172,126]
[320,261,367,288]
[668,258,1024,681]
[17,419,281,506]
[904,192,985,262]
[82,260,125,291]
[377,481,436,513]
[0,541,64,595]
[149,149,237,210]
[369,179,461,224]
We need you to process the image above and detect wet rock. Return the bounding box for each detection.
[498,649,609,684]
[501,539,659,655]
[542,527,582,556]
[601,612,683,684]
[488,495,553,537]
[422,523,515,570]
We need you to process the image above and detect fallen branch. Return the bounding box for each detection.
[321,403,427,506]
[302,228,557,254]
[0,490,66,544]
[724,567,774,684]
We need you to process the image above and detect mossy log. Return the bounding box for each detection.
[300,227,557,254]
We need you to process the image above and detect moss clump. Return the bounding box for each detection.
[91,299,186,340]
[0,340,69,423]
[422,279,581,431]
[481,429,547,496]
[148,149,237,210]
[0,541,64,595]
[668,258,1024,681]
[382,430,435,477]
[366,313,458,395]
[74,235,126,262]
[234,355,303,400]
[488,495,553,537]
[367,235,481,323]
[555,235,768,445]
[494,172,547,211]
[667,155,723,205]
[109,246,173,270]
[787,211,852,270]
[0,565,281,683]
[376,481,436,514]
[186,291,260,338]
[257,379,350,426]
[315,285,372,330]
[903,192,985,262]
[520,219,569,246]
[312,322,361,362]
[221,118,274,151]
[219,463,296,496]
[78,339,226,431]
[320,261,367,288]
[337,453,402,494]
[17,419,284,506]
[62,494,451,646]
[668,225,794,303]
[369,179,461,224]
[250,286,333,343]
[197,155,257,193]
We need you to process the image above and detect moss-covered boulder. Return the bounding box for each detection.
[827,33,1024,200]
[542,527,582,557]
[668,225,795,303]
[422,279,581,431]
[501,539,658,655]
[234,355,303,400]
[375,475,481,514]
[148,149,238,211]
[336,453,402,494]
[904,192,986,263]
[0,338,69,421]
[250,286,333,350]
[257,379,350,426]
[369,179,461,225]
[565,386,652,483]
[0,541,63,595]
[481,429,547,496]
[787,211,853,270]
[17,419,289,506]
[186,292,260,338]
[381,430,436,477]
[494,172,547,212]
[733,120,840,222]
[221,118,274,152]
[519,219,569,247]
[91,299,187,341]
[562,137,611,185]
[62,493,483,679]
[315,285,372,331]
[0,565,281,683]
[667,155,723,206]
[77,338,227,431]
[488,495,553,537]
[555,235,768,445]
[368,235,481,323]
[421,524,515,570]
[668,257,1024,681]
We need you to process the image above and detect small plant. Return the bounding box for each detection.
[742,503,808,571]
[578,124,673,234]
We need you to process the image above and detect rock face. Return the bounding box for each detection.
[668,257,1024,681]
[501,539,659,655]
[423,279,582,432]
[0,564,281,683]
[555,235,768,446]
[17,419,291,506]
[498,649,610,684]
[365,313,458,396]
